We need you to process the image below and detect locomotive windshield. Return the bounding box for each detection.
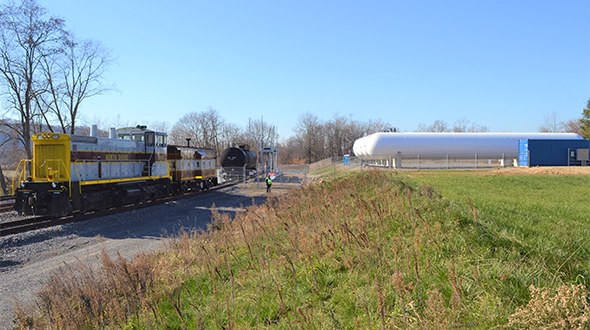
[118,133,145,141]
[132,133,145,142]
[156,134,166,147]
[146,133,154,147]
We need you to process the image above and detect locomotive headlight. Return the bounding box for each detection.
[52,134,59,139]
[20,181,25,188]
[51,182,57,188]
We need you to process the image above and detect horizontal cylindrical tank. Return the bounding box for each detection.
[353,132,583,159]
[220,147,257,169]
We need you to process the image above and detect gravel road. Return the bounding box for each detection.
[0,181,295,329]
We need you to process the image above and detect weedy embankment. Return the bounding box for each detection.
[15,170,590,329]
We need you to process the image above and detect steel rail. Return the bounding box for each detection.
[0,182,237,237]
[0,196,15,214]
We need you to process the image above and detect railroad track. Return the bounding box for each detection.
[0,182,237,237]
[0,196,15,213]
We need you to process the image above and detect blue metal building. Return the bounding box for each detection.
[518,139,590,166]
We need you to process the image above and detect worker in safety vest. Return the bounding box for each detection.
[265,174,272,193]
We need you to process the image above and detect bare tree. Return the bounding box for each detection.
[110,114,130,129]
[170,112,203,146]
[219,122,243,149]
[0,120,13,194]
[170,107,225,150]
[37,35,115,134]
[452,117,490,132]
[79,114,111,136]
[201,107,224,150]
[563,117,582,136]
[294,112,324,164]
[278,136,303,164]
[148,120,171,135]
[322,114,390,159]
[416,119,450,132]
[246,117,277,148]
[324,114,348,157]
[453,117,470,132]
[539,111,565,133]
[0,0,67,158]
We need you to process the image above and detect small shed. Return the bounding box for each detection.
[518,139,590,166]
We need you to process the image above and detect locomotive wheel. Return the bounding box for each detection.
[63,202,73,217]
[80,198,89,213]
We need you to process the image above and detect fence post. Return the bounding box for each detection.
[417,155,420,170]
[475,153,478,170]
[243,165,246,184]
[446,154,449,170]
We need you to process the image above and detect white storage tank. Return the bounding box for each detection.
[352,132,583,159]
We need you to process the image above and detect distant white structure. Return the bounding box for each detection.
[352,132,583,167]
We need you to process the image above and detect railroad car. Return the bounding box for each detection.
[220,145,257,169]
[13,126,218,217]
[167,145,218,193]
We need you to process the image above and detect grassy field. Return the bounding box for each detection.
[16,169,590,329]
[409,171,590,284]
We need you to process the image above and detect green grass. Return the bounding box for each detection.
[308,165,339,176]
[409,172,590,287]
[17,170,590,329]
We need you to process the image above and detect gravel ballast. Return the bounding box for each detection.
[0,182,289,329]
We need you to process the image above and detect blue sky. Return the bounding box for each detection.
[40,0,589,139]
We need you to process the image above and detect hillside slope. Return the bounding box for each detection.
[16,170,590,329]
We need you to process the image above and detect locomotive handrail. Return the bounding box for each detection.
[11,159,31,195]
[12,159,73,196]
[58,159,72,196]
[73,160,83,194]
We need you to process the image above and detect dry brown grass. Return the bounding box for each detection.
[505,284,590,329]
[14,251,157,329]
